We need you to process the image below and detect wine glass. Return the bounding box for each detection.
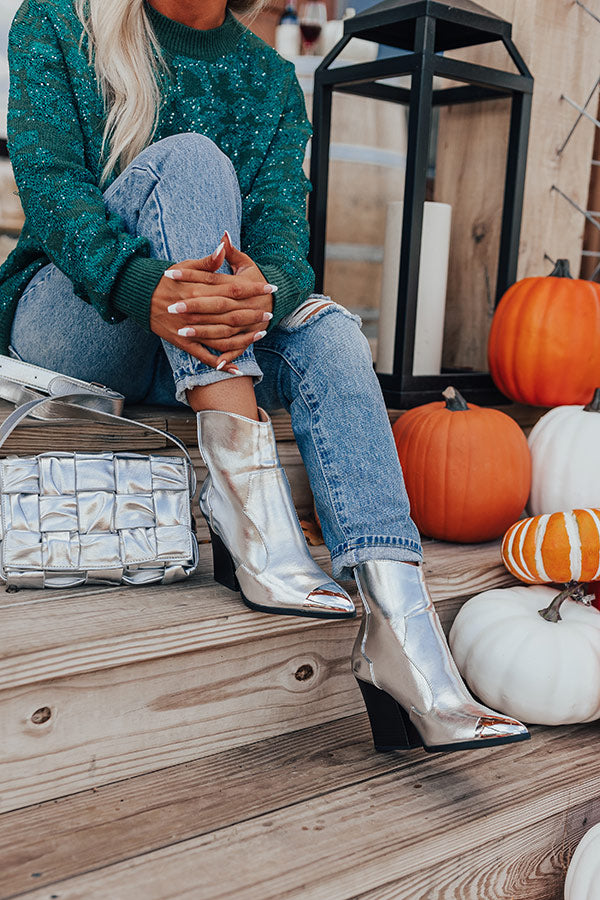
[300,1,327,55]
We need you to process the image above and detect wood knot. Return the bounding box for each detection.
[472,222,487,244]
[31,707,52,725]
[294,664,314,682]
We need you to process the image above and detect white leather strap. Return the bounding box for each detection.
[0,356,124,418]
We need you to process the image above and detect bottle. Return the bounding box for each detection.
[280,0,298,23]
[275,0,301,60]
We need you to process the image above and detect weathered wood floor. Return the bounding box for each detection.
[2,714,599,900]
[0,402,598,900]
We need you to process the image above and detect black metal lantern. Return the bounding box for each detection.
[308,0,533,407]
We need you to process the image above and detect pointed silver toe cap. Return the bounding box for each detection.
[305,582,356,617]
[475,716,529,741]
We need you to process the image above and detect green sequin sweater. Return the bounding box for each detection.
[0,0,316,353]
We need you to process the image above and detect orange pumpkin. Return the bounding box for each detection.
[392,387,531,543]
[502,508,600,584]
[488,259,600,406]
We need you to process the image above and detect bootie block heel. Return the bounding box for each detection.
[209,525,240,593]
[197,407,355,619]
[357,678,422,751]
[352,559,530,754]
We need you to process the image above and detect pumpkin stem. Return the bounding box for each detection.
[583,388,600,412]
[442,386,470,411]
[549,259,572,279]
[538,581,592,622]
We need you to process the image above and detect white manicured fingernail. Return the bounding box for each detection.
[211,241,225,260]
[262,312,273,321]
[264,284,278,294]
[177,327,195,337]
[216,360,226,370]
[254,330,267,340]
[167,302,187,313]
[224,230,232,244]
[232,370,244,376]
[165,269,183,280]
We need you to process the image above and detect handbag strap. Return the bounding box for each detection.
[0,391,196,477]
[0,356,125,418]
[0,378,125,418]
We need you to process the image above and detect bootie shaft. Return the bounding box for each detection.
[197,406,355,619]
[353,559,529,752]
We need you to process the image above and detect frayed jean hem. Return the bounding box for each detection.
[330,538,424,582]
[173,360,264,405]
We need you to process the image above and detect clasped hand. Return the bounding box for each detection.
[150,230,276,374]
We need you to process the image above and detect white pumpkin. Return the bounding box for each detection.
[528,390,600,516]
[565,823,600,900]
[449,584,600,725]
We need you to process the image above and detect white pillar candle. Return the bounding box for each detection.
[376,200,452,376]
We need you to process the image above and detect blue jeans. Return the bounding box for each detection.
[10,133,423,580]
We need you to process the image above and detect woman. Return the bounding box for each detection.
[0,0,529,753]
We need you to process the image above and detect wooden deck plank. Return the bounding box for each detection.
[353,801,591,900]
[0,715,379,896]
[0,400,546,454]
[0,402,289,453]
[157,402,547,444]
[0,405,169,454]
[1,715,594,900]
[8,722,599,900]
[1,618,362,813]
[0,540,518,690]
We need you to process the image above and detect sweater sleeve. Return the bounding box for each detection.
[240,66,315,332]
[6,0,171,329]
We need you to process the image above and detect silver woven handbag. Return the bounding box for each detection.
[0,391,198,589]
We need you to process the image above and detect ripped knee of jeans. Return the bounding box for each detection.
[279,298,336,329]
[278,296,363,332]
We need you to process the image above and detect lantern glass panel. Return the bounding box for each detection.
[428,82,512,376]
[318,83,411,347]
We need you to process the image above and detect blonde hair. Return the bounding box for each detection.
[75,0,269,184]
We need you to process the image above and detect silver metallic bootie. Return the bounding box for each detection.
[352,560,530,752]
[197,407,355,618]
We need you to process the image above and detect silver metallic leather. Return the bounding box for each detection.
[0,393,198,588]
[0,355,124,418]
[197,406,355,617]
[352,560,529,749]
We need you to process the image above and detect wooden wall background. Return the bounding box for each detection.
[434,0,600,371]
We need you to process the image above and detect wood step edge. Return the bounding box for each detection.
[0,540,519,692]
[0,399,547,454]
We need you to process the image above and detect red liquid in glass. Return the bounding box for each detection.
[300,23,322,43]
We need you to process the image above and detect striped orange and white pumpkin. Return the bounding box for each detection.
[501,509,600,584]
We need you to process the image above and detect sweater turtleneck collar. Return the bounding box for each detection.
[144,2,246,60]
